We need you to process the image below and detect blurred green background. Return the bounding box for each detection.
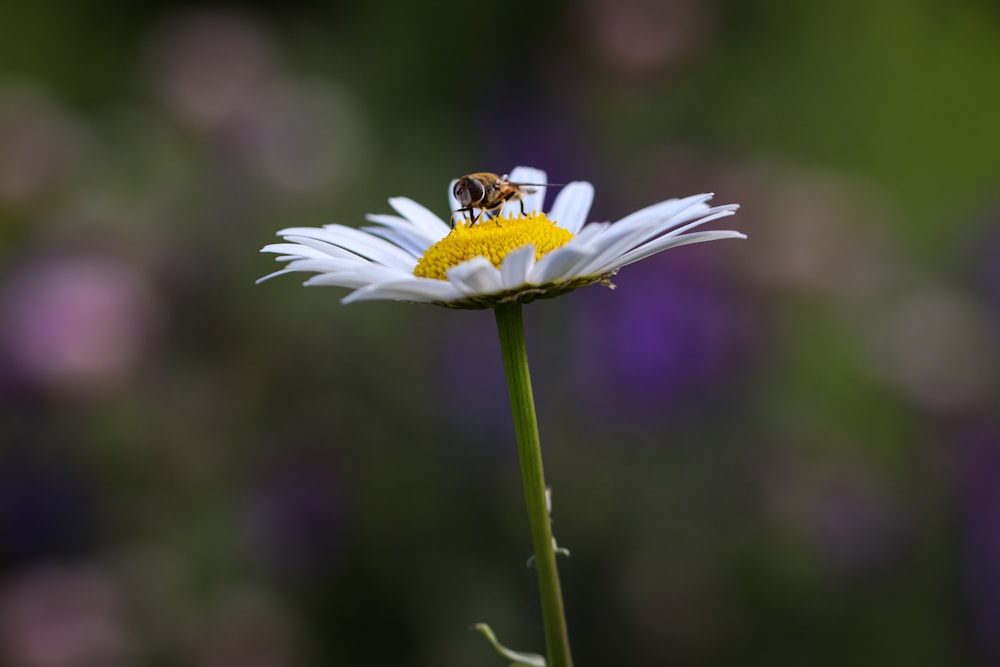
[1,1,998,665]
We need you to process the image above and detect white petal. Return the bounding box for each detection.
[568,220,612,244]
[508,166,547,214]
[606,227,745,273]
[447,257,504,295]
[362,223,433,258]
[283,226,416,271]
[657,204,741,240]
[256,268,296,284]
[304,273,382,289]
[260,243,334,260]
[388,197,451,239]
[447,179,461,216]
[305,263,413,289]
[572,226,657,276]
[342,278,462,304]
[572,195,714,275]
[364,213,407,227]
[609,194,712,241]
[365,213,441,248]
[284,257,371,274]
[271,236,364,261]
[529,222,611,281]
[529,243,597,284]
[366,213,441,246]
[612,193,712,230]
[548,181,594,234]
[500,244,536,289]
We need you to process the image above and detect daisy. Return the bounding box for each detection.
[257,166,744,667]
[257,166,744,309]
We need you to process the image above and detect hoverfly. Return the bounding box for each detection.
[451,172,556,227]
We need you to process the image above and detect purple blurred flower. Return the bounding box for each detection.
[806,469,911,579]
[569,249,752,421]
[952,424,1000,663]
[434,313,511,429]
[241,451,345,581]
[476,110,596,191]
[0,449,99,569]
[977,212,1000,315]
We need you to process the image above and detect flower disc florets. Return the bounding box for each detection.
[414,213,573,281]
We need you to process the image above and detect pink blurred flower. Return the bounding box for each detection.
[764,457,911,581]
[0,565,133,667]
[193,591,302,667]
[147,11,367,195]
[0,254,161,397]
[580,0,715,79]
[147,11,279,132]
[865,286,998,413]
[227,79,367,195]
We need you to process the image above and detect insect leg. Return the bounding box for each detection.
[452,207,474,228]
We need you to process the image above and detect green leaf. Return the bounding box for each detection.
[472,623,546,667]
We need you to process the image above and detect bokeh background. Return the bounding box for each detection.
[1,1,998,665]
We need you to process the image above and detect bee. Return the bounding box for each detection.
[451,172,548,227]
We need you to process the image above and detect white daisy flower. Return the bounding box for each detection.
[258,166,744,309]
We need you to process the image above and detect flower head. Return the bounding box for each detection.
[258,166,744,309]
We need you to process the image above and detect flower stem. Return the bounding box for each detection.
[494,302,574,667]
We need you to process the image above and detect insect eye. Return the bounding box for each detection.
[466,179,485,204]
[453,177,486,207]
[454,179,479,207]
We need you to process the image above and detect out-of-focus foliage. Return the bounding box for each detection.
[0,1,998,666]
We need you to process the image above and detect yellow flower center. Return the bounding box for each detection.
[414,212,574,281]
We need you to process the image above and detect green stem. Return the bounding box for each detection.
[494,302,574,667]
